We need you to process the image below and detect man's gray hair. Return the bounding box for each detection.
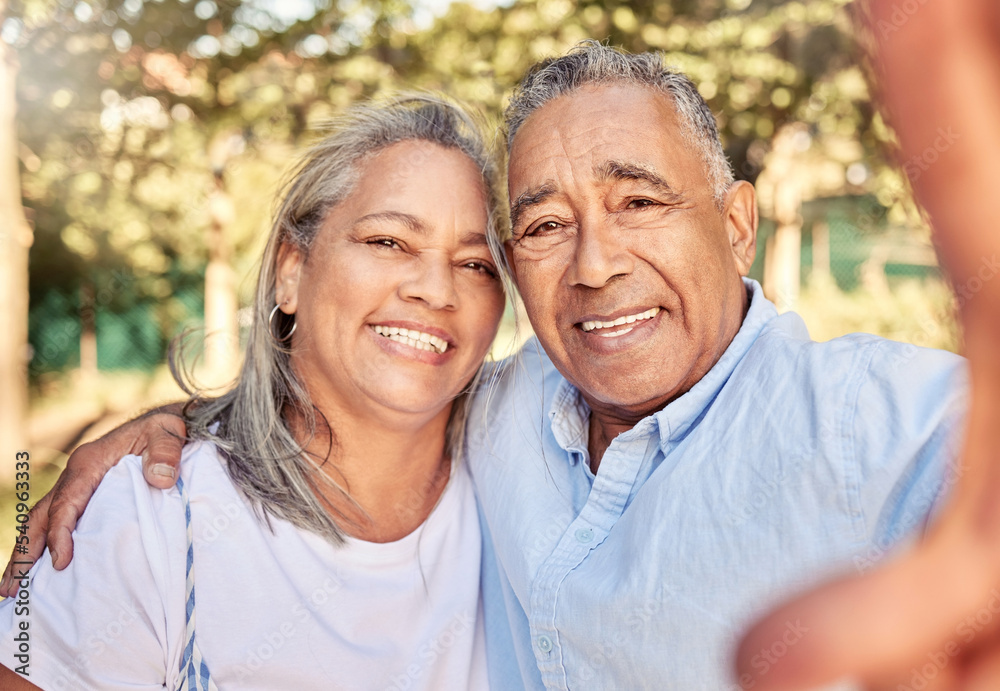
[171,93,504,544]
[504,40,735,206]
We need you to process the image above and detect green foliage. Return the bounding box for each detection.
[5,0,939,375]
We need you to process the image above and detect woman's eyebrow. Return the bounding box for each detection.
[460,231,490,247]
[354,211,426,232]
[354,213,488,247]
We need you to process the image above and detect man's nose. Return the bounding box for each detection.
[399,255,459,310]
[566,216,635,288]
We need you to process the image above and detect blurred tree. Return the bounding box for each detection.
[6,0,411,390]
[5,0,926,455]
[0,0,31,477]
[373,0,902,309]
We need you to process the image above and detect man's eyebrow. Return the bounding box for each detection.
[596,160,683,201]
[509,183,557,231]
[353,211,426,233]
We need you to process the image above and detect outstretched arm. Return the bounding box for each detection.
[0,407,187,597]
[0,664,42,689]
[737,0,1000,689]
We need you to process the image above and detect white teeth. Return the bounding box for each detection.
[581,307,660,333]
[372,325,449,353]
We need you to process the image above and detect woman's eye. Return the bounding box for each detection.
[367,237,400,249]
[627,198,656,209]
[463,261,498,278]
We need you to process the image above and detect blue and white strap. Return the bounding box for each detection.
[176,476,219,691]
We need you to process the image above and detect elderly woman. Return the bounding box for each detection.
[0,94,507,690]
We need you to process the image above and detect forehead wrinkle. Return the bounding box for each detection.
[510,182,557,230]
[459,231,490,247]
[353,211,426,233]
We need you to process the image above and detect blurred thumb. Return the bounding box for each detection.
[141,417,186,489]
[735,532,997,691]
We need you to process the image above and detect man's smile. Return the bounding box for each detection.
[579,306,661,337]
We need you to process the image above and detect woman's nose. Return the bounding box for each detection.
[398,255,459,310]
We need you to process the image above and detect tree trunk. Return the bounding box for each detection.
[810,221,832,287]
[766,223,802,312]
[203,183,239,389]
[761,126,804,313]
[0,18,32,483]
[79,281,98,384]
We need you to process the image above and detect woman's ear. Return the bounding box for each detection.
[274,243,303,312]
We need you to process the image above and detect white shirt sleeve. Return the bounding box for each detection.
[0,455,187,690]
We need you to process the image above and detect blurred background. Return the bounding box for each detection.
[0,0,959,549]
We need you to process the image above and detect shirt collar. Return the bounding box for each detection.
[547,278,778,460]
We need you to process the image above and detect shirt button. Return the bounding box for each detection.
[537,635,553,653]
[575,527,594,543]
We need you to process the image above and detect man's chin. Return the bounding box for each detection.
[571,371,687,422]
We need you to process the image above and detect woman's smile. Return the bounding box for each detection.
[370,323,452,355]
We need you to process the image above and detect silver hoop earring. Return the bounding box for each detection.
[268,303,297,341]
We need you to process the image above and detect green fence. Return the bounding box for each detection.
[749,195,941,292]
[28,278,205,376]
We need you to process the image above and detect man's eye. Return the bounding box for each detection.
[527,220,562,236]
[367,237,400,249]
[626,198,656,209]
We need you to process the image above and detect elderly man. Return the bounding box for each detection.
[464,43,964,690]
[8,43,969,690]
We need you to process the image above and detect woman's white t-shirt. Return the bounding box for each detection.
[0,440,489,690]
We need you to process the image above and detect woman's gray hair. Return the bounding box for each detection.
[504,40,734,207]
[171,93,506,544]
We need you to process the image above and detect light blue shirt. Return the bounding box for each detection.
[468,279,967,690]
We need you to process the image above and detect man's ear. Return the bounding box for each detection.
[723,180,759,276]
[274,242,303,312]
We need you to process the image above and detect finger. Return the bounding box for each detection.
[43,410,189,571]
[46,497,85,571]
[965,642,1000,691]
[870,0,1000,282]
[0,493,52,597]
[736,529,995,691]
[140,415,187,489]
[865,652,963,691]
[45,463,106,571]
[868,667,960,691]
